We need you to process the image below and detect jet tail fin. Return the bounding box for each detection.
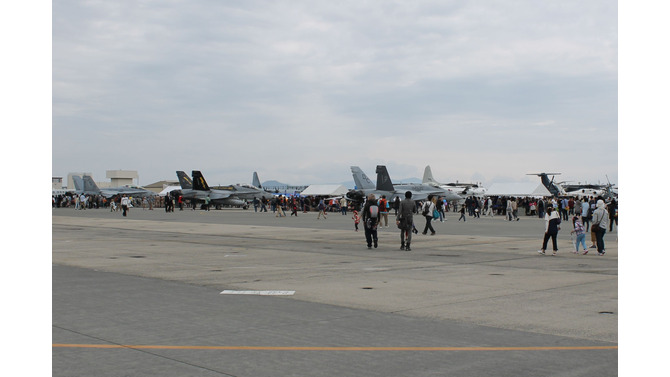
[375,165,394,192]
[82,175,101,194]
[176,171,193,190]
[72,176,84,193]
[351,166,375,190]
[191,170,210,191]
[252,172,262,189]
[422,165,438,184]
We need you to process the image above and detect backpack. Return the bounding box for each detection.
[369,204,379,218]
[421,202,431,216]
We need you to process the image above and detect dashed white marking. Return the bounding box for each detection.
[220,290,295,296]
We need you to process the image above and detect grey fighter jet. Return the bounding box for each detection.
[76,175,155,198]
[176,171,269,209]
[346,165,460,205]
[422,165,487,198]
[206,171,272,200]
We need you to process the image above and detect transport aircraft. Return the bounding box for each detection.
[74,175,155,198]
[529,173,617,199]
[527,173,565,197]
[421,165,487,198]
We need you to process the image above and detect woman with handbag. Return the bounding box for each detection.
[421,195,437,236]
[538,207,561,256]
[591,199,610,256]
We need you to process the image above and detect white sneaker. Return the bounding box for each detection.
[537,250,545,255]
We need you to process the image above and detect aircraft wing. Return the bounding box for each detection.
[99,187,155,198]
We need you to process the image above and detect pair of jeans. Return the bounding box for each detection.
[575,233,587,251]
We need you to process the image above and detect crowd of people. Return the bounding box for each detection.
[54,191,617,256]
[346,193,617,255]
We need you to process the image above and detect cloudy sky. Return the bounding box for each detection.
[51,0,618,188]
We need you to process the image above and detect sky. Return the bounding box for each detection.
[51,0,618,188]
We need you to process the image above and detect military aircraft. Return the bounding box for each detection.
[562,176,617,199]
[422,165,487,198]
[176,170,270,209]
[72,175,84,193]
[207,171,272,200]
[527,173,565,197]
[377,165,462,201]
[196,171,272,200]
[175,170,244,208]
[346,165,460,204]
[75,175,155,198]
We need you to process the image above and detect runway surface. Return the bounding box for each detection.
[52,207,618,376]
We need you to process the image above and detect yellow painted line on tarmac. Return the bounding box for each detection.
[53,344,617,351]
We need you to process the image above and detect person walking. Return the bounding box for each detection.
[362,194,380,249]
[591,199,610,256]
[511,198,519,221]
[571,215,589,254]
[396,191,415,251]
[317,199,327,219]
[121,194,130,217]
[290,198,298,217]
[607,199,618,232]
[340,197,348,215]
[538,207,561,256]
[352,210,360,232]
[485,197,493,217]
[378,195,389,227]
[421,196,436,235]
[458,205,466,221]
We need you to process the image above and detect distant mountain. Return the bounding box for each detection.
[261,180,289,188]
[263,177,422,191]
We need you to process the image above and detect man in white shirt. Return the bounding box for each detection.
[121,195,130,217]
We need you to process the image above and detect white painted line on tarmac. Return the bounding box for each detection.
[220,290,296,295]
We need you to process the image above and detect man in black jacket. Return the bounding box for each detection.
[361,194,379,249]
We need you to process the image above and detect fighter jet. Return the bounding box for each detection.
[207,171,272,200]
[376,165,462,202]
[176,171,270,209]
[76,175,155,198]
[175,170,245,208]
[346,165,460,205]
[422,165,487,198]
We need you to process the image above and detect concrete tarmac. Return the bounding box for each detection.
[52,207,618,376]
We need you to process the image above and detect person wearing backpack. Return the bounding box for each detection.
[378,195,389,227]
[421,195,437,235]
[362,194,380,249]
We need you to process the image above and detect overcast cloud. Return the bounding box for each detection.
[52,0,617,187]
